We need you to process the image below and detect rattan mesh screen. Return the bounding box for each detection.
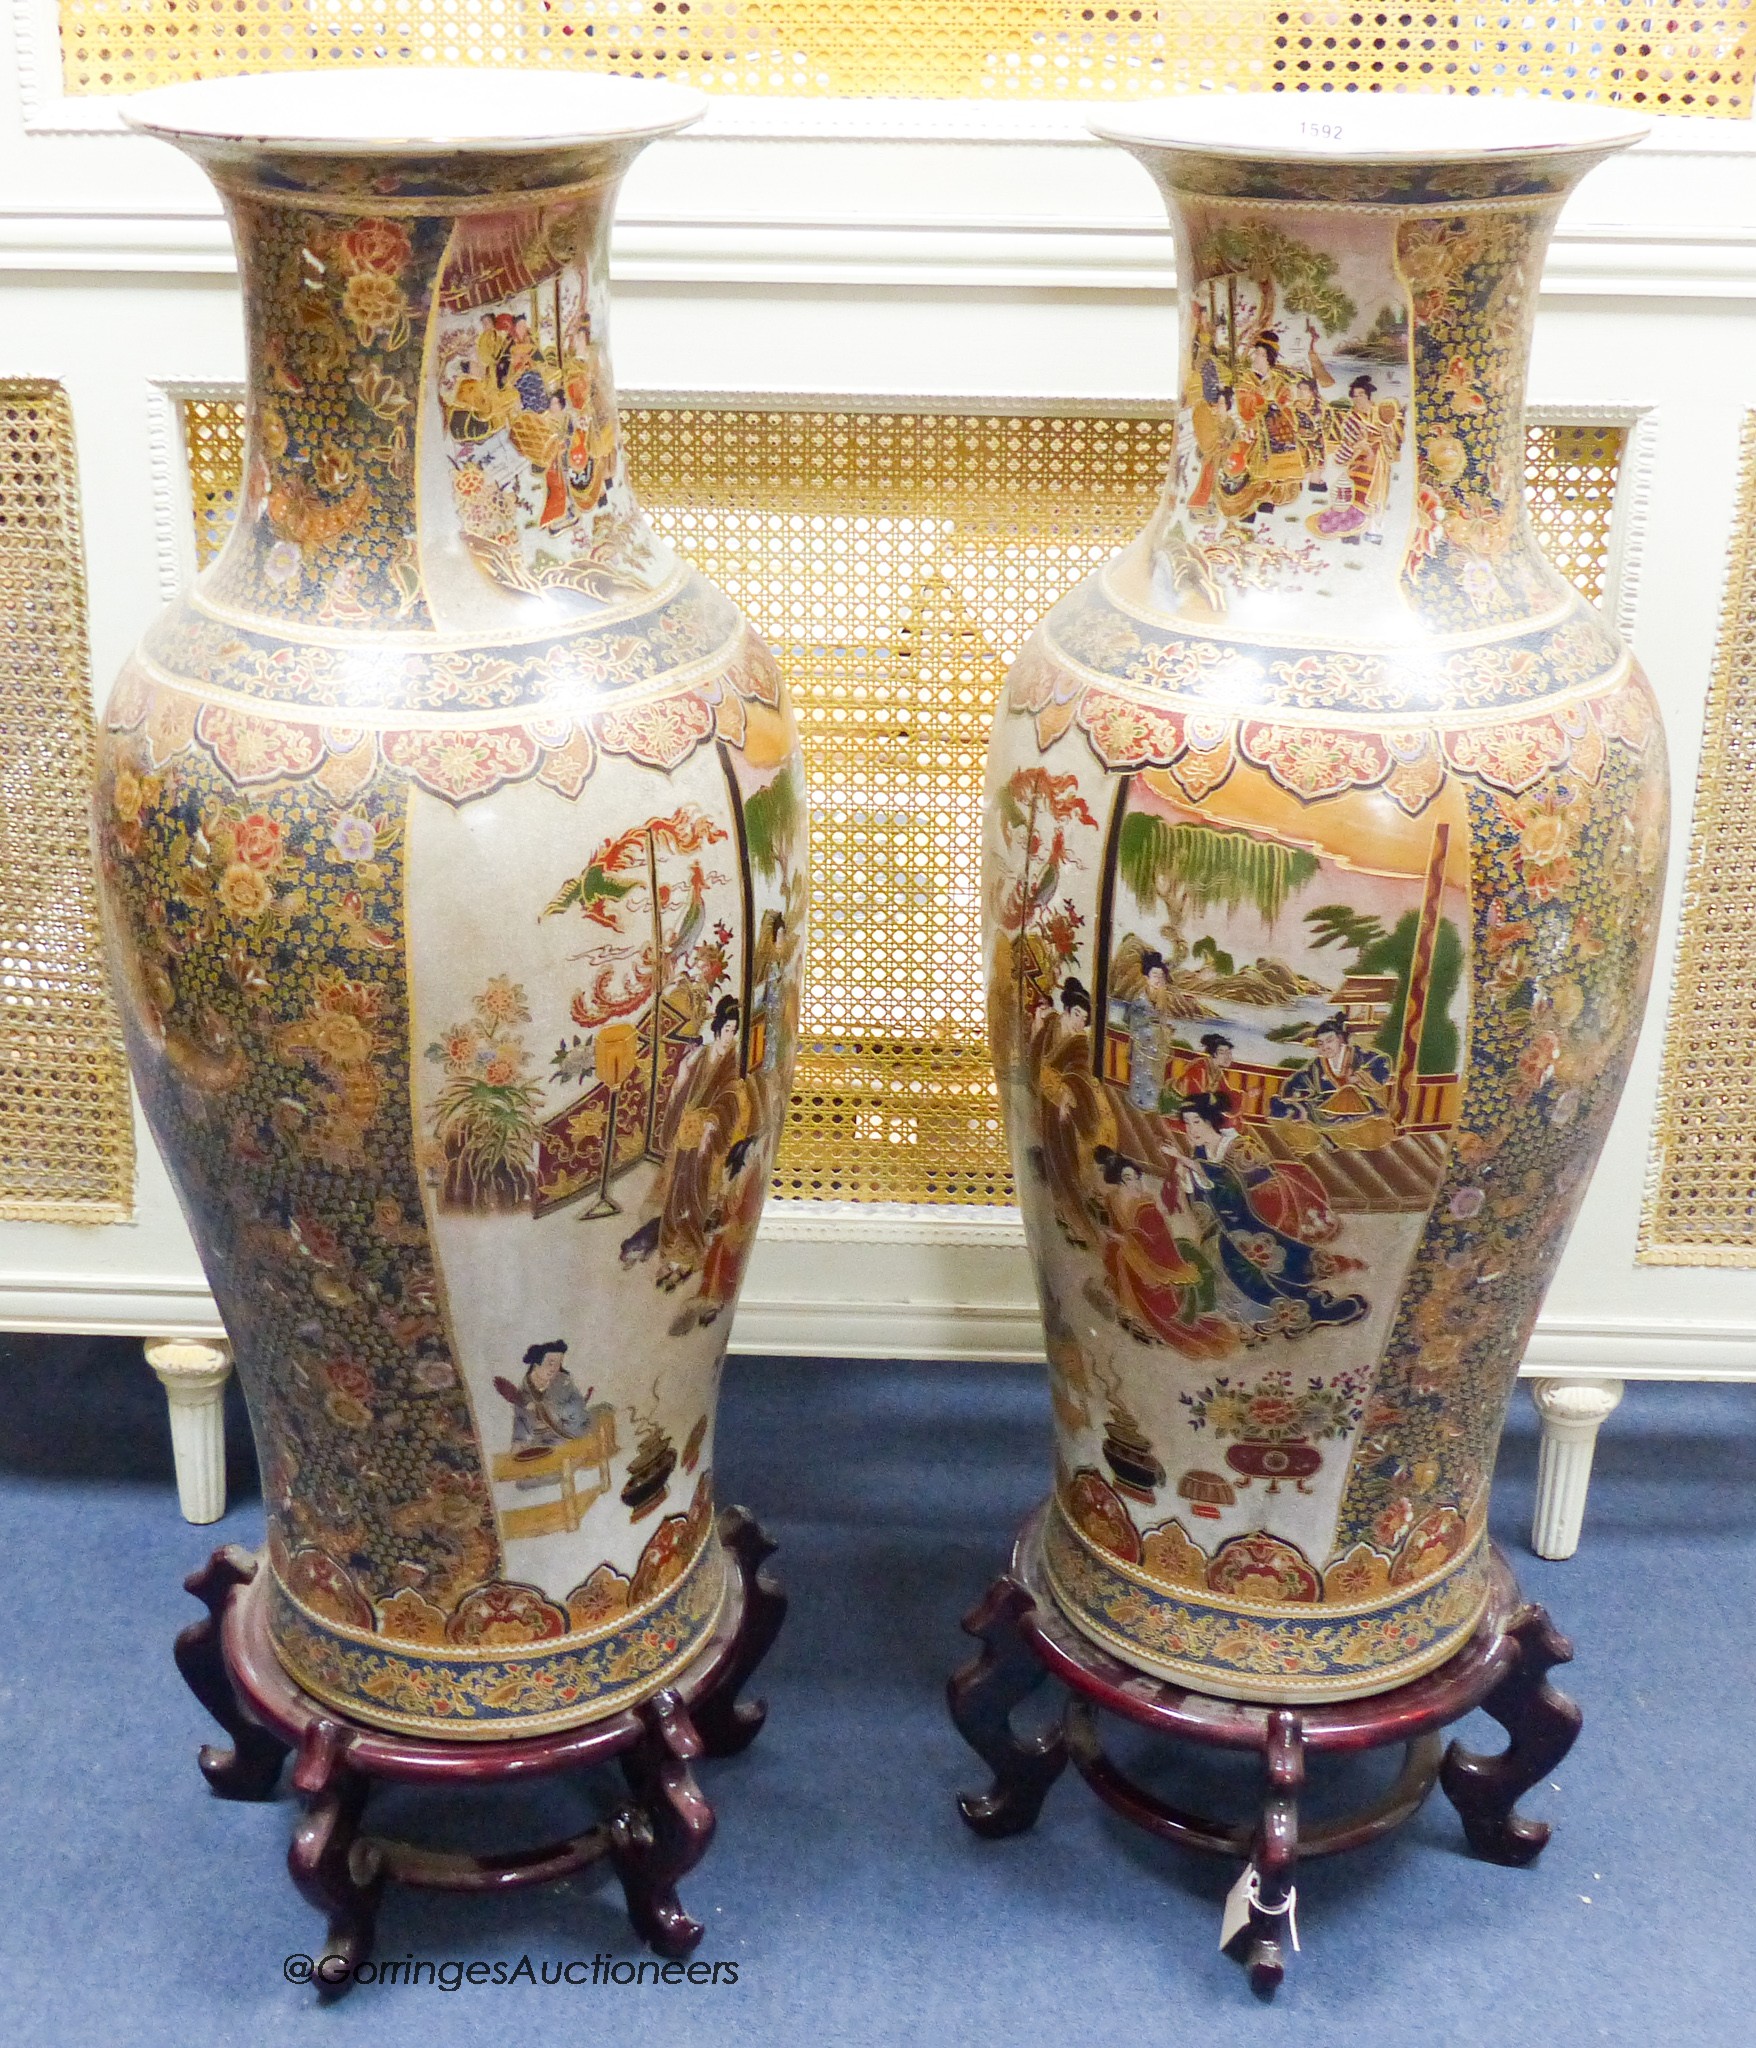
[1642,412,1756,1265]
[61,3,1755,112]
[0,382,135,1223]
[178,397,1625,1203]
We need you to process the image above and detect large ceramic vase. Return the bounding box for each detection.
[94,73,808,1739]
[983,97,1666,1703]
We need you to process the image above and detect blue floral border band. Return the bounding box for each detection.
[1040,1500,1490,1704]
[267,1530,729,1739]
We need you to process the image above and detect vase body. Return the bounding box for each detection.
[983,100,1666,1703]
[94,76,808,1738]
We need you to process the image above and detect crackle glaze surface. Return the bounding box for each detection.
[94,97,807,1738]
[983,115,1667,1703]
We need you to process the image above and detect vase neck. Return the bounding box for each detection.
[198,148,673,641]
[1112,173,1575,647]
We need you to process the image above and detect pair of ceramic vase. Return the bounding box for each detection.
[95,74,1666,1738]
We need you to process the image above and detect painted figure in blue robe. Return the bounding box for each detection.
[1178,1093,1368,1332]
[1113,944,1177,1112]
[1269,1011,1397,1155]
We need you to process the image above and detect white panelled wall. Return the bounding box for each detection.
[4,22,1756,1554]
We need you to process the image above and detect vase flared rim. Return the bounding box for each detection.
[121,68,707,155]
[1090,91,1649,165]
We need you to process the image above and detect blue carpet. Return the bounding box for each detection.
[0,1335,1749,2046]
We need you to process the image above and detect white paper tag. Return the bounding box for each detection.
[1219,1863,1256,1952]
[1219,1863,1300,1954]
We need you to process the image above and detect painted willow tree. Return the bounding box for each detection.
[1116,812,1319,969]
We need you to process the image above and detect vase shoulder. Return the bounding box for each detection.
[1031,567,1630,729]
[136,568,755,724]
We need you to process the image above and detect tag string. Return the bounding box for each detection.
[1246,1868,1301,1953]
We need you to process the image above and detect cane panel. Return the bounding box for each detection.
[177,397,1625,1203]
[0,382,135,1223]
[1642,413,1756,1265]
[60,3,1756,114]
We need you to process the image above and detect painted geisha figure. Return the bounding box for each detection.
[1220,332,1306,525]
[496,1339,611,1485]
[559,309,618,516]
[752,910,797,1077]
[1176,1093,1367,1335]
[1270,1012,1397,1154]
[1109,937,1180,1112]
[1176,1030,1238,1108]
[1090,1145,1232,1358]
[1029,976,1108,1247]
[679,1133,766,1332]
[1311,375,1404,545]
[621,994,751,1290]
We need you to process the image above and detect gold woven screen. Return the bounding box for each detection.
[178,398,1625,1203]
[62,3,1756,112]
[1642,413,1756,1265]
[0,382,135,1223]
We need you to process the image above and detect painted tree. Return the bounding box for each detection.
[1304,901,1463,1073]
[542,806,731,1136]
[1118,813,1318,967]
[993,768,1098,1018]
[1196,219,1358,381]
[742,762,802,883]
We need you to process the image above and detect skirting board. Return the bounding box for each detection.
[3,1269,1754,1384]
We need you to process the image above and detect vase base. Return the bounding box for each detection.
[1039,1495,1493,1706]
[948,1499,1580,1999]
[175,1507,786,1999]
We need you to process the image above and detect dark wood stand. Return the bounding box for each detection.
[948,1501,1580,1998]
[177,1508,785,1999]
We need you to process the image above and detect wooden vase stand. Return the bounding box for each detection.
[176,1507,785,2000]
[948,1500,1581,1998]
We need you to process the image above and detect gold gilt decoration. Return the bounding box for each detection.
[1642,412,1756,1265]
[178,397,1625,1204]
[0,381,135,1222]
[60,3,1755,113]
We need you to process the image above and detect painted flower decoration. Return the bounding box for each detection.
[313,447,356,495]
[1424,434,1468,487]
[413,1354,456,1393]
[324,1357,373,1399]
[349,362,411,419]
[232,812,285,871]
[336,218,412,278]
[475,975,530,1029]
[308,1011,374,1066]
[1447,1187,1485,1221]
[264,541,302,589]
[112,766,143,823]
[342,271,411,350]
[442,1026,482,1070]
[1516,1029,1563,1099]
[217,862,273,921]
[329,811,377,862]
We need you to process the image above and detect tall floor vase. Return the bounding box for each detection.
[983,96,1667,1704]
[95,72,807,1739]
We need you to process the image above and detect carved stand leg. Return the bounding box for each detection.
[691,1508,788,1760]
[1528,1377,1625,1561]
[609,1690,715,1957]
[175,1548,291,1800]
[948,1576,1069,1838]
[1439,1605,1582,1866]
[1232,1710,1305,2000]
[288,1719,383,2000]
